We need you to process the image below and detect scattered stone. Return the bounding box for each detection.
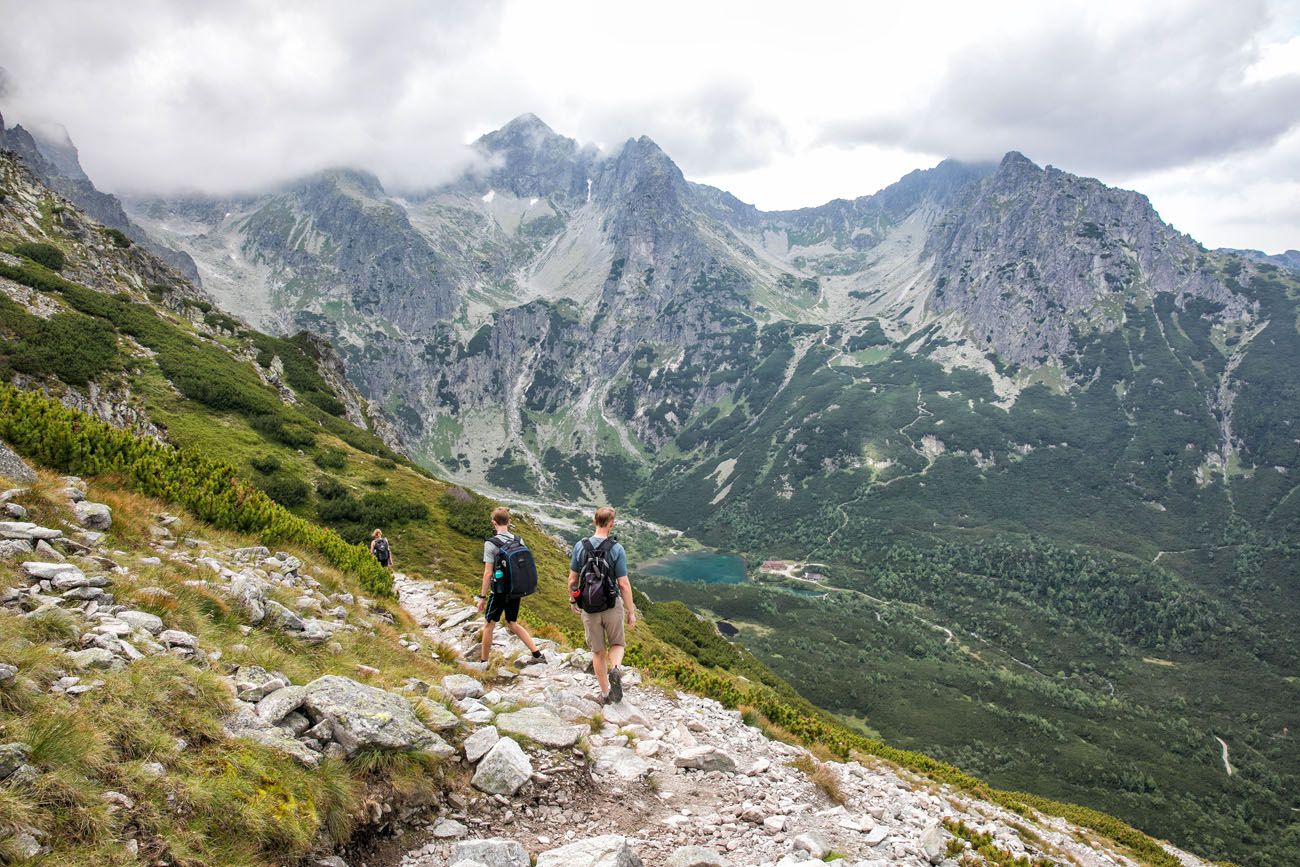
[3,502,27,519]
[495,705,585,749]
[450,838,529,867]
[793,832,830,859]
[665,846,733,867]
[535,835,643,867]
[141,761,165,778]
[301,675,437,756]
[159,629,199,649]
[432,817,469,839]
[921,823,947,864]
[0,742,32,778]
[442,673,484,699]
[72,500,113,531]
[416,698,460,731]
[66,648,123,671]
[471,737,533,795]
[256,685,307,724]
[591,745,652,780]
[229,572,267,624]
[20,561,81,581]
[117,610,165,635]
[674,745,737,773]
[0,662,16,686]
[464,725,501,763]
[233,666,288,702]
[0,522,61,541]
[264,599,305,631]
[10,831,42,860]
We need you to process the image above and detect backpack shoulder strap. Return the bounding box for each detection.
[595,536,617,554]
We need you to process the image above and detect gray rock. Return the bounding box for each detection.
[0,539,32,559]
[229,571,267,624]
[433,817,469,839]
[495,705,585,748]
[315,858,349,867]
[3,502,27,519]
[0,742,31,778]
[141,761,165,777]
[117,610,164,635]
[256,685,307,724]
[665,846,733,867]
[264,599,305,631]
[535,835,643,867]
[20,561,80,581]
[279,711,312,737]
[233,665,288,702]
[920,823,947,864]
[863,826,889,846]
[231,545,271,561]
[463,725,500,763]
[0,440,36,483]
[73,500,113,531]
[471,736,532,795]
[10,831,42,859]
[442,673,484,699]
[416,698,460,731]
[591,745,651,780]
[0,522,61,541]
[159,629,198,649]
[794,832,830,859]
[450,838,529,867]
[66,648,124,671]
[673,745,736,773]
[301,675,436,756]
[223,705,321,768]
[0,662,16,686]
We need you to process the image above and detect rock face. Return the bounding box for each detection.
[494,706,584,748]
[450,838,530,867]
[301,676,437,757]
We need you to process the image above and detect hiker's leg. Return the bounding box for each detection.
[607,642,625,669]
[605,602,627,668]
[480,621,495,661]
[507,620,538,654]
[591,648,610,695]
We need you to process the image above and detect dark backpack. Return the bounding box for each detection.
[577,537,619,614]
[492,534,538,598]
[373,538,390,561]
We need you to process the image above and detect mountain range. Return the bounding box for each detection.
[3,111,1299,864]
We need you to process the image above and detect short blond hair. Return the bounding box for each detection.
[594,506,616,528]
[372,528,383,540]
[491,507,511,527]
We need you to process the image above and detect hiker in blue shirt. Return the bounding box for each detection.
[567,506,637,704]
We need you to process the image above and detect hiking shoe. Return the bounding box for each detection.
[531,649,543,660]
[607,666,623,705]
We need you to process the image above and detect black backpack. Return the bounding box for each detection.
[492,534,538,598]
[577,537,619,614]
[373,538,390,561]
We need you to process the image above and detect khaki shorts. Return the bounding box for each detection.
[581,598,626,653]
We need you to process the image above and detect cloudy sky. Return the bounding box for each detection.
[2,0,1299,251]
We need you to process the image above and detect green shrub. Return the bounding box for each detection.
[313,448,346,470]
[360,491,426,525]
[260,476,310,507]
[101,228,131,249]
[13,242,64,271]
[305,391,346,417]
[317,495,363,523]
[0,383,392,595]
[251,414,316,448]
[364,476,387,488]
[250,455,281,475]
[316,477,348,500]
[0,298,120,386]
[440,486,494,538]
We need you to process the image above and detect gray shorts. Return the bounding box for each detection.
[581,598,625,653]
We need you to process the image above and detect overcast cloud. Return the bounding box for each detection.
[1,0,1298,250]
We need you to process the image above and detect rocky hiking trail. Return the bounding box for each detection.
[367,576,1210,867]
[0,461,1206,867]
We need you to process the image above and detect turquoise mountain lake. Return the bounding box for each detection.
[640,551,747,584]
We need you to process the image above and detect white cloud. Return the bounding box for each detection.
[0,0,1297,251]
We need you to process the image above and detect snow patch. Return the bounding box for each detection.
[481,189,496,203]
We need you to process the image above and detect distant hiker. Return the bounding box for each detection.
[568,506,637,704]
[475,507,543,664]
[370,529,393,570]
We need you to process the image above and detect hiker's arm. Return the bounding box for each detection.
[567,569,580,612]
[618,576,637,629]
[477,563,492,611]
